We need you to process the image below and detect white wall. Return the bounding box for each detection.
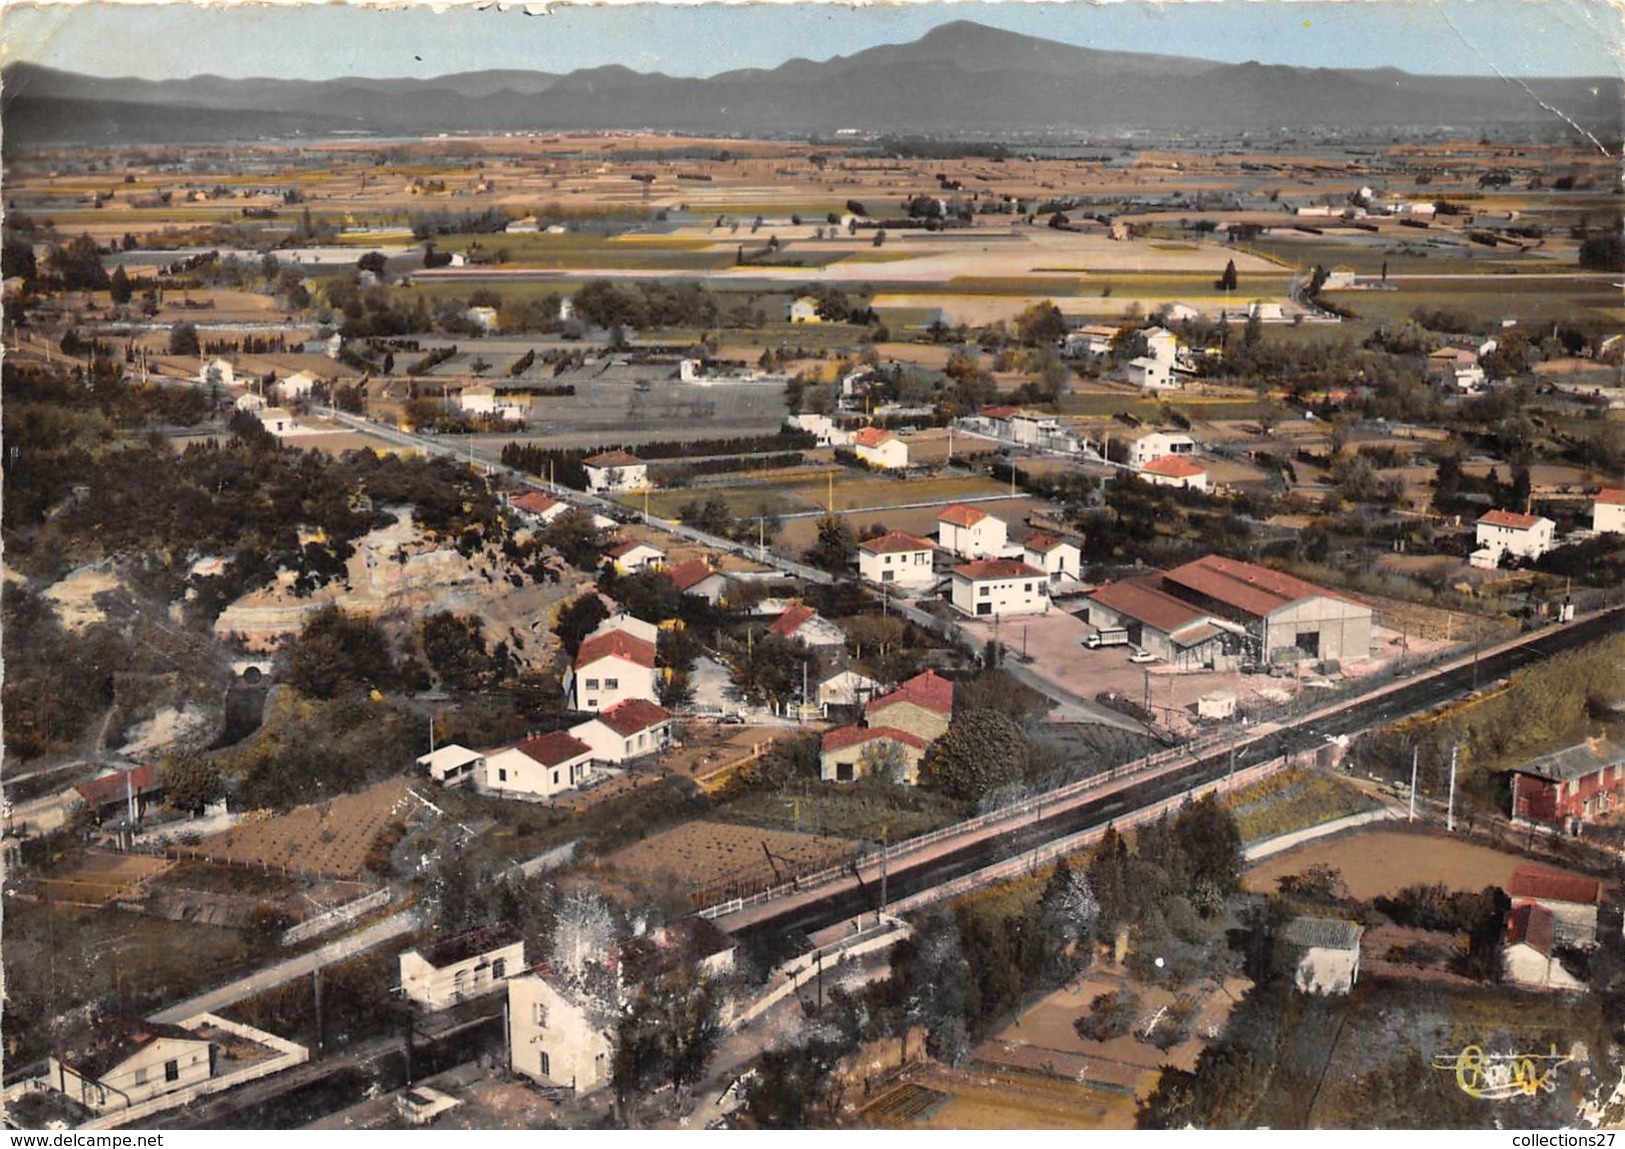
[483,747,592,798]
[859,546,935,588]
[400,940,525,1011]
[569,717,672,765]
[950,573,1049,617]
[573,655,658,712]
[52,1037,212,1114]
[508,976,614,1097]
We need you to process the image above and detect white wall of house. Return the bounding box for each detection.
[859,546,935,588]
[818,670,880,710]
[572,655,658,712]
[855,437,909,469]
[1129,432,1197,469]
[569,718,672,765]
[400,940,525,1011]
[1504,945,1586,991]
[1594,499,1625,535]
[1293,947,1359,995]
[1475,519,1555,560]
[950,572,1049,618]
[482,746,593,798]
[1023,542,1082,584]
[938,515,1007,560]
[585,463,648,494]
[508,976,614,1097]
[51,1037,213,1114]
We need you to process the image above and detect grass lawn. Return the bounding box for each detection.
[1222,767,1380,845]
[715,781,961,842]
[789,472,1008,512]
[619,485,802,520]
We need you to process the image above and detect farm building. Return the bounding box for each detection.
[399,922,525,1011]
[605,539,665,574]
[858,530,937,588]
[277,370,319,402]
[852,426,909,470]
[817,667,882,711]
[1084,575,1230,670]
[819,725,927,784]
[1127,355,1174,391]
[1503,904,1586,991]
[1593,489,1625,535]
[936,503,1008,560]
[664,559,728,604]
[199,358,235,388]
[49,1017,214,1115]
[582,451,647,494]
[1472,509,1556,567]
[1021,532,1083,588]
[787,296,823,323]
[768,604,846,648]
[949,558,1050,618]
[459,384,528,422]
[572,628,659,712]
[483,732,595,799]
[569,699,673,765]
[1509,739,1625,831]
[864,670,954,743]
[1062,324,1119,360]
[417,744,483,787]
[1281,916,1362,995]
[1160,555,1373,663]
[1139,455,1210,491]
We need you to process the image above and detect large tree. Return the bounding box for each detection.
[920,708,1027,804]
[160,751,223,814]
[803,512,856,573]
[286,605,396,700]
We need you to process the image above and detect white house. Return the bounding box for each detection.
[768,604,846,648]
[569,699,673,765]
[257,406,297,437]
[1281,916,1363,995]
[582,451,647,494]
[507,973,614,1097]
[937,504,1008,560]
[1593,489,1625,535]
[277,370,319,403]
[1140,455,1211,492]
[572,628,659,712]
[199,357,235,388]
[1128,431,1198,470]
[399,922,525,1011]
[852,426,909,470]
[508,490,568,526]
[665,559,729,604]
[483,732,595,799]
[1127,356,1174,390]
[1248,301,1286,322]
[417,743,484,787]
[819,724,927,784]
[786,413,851,448]
[49,1017,215,1115]
[859,530,937,588]
[1142,325,1179,365]
[1063,324,1119,360]
[466,305,499,333]
[1474,509,1556,566]
[1021,531,1083,587]
[459,385,528,422]
[817,667,882,711]
[949,559,1050,618]
[787,296,822,323]
[605,539,666,574]
[234,391,267,414]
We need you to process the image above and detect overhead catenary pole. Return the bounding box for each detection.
[1446,744,1459,833]
[1408,745,1419,823]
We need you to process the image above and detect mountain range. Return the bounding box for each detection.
[4,21,1620,146]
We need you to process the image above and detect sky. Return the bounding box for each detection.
[3,0,1621,82]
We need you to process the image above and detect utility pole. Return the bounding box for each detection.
[1408,745,1418,823]
[1446,744,1458,833]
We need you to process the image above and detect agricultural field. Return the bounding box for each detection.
[183,776,416,880]
[32,851,174,908]
[602,818,859,905]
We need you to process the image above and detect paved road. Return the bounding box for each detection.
[150,908,421,1023]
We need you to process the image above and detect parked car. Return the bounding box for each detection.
[1128,649,1157,664]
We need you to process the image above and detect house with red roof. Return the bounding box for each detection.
[1021,531,1083,588]
[73,764,164,822]
[767,604,846,649]
[819,725,928,784]
[582,450,647,494]
[858,530,936,589]
[949,558,1049,618]
[1593,488,1625,536]
[864,670,954,744]
[1139,454,1210,492]
[49,1016,214,1115]
[508,490,568,526]
[604,538,665,574]
[852,426,909,470]
[1473,508,1555,567]
[1510,739,1625,831]
[1505,864,1601,937]
[569,699,674,765]
[664,559,727,604]
[937,503,1008,560]
[572,629,659,712]
[483,731,595,799]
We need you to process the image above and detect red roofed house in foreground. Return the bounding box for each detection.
[483,731,595,800]
[937,503,1008,560]
[858,530,936,589]
[864,670,954,744]
[819,724,928,783]
[1593,488,1625,536]
[1510,738,1625,832]
[572,628,658,713]
[1473,508,1556,567]
[949,558,1049,618]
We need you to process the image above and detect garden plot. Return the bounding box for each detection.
[603,819,858,904]
[34,851,174,908]
[184,776,416,880]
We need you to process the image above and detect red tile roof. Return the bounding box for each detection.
[1090,574,1210,634]
[1504,903,1556,956]
[1506,864,1600,907]
[860,530,934,555]
[606,539,662,560]
[584,450,643,468]
[938,503,988,528]
[595,698,672,737]
[664,559,720,592]
[769,604,818,639]
[1142,455,1207,479]
[516,730,593,768]
[576,630,656,669]
[953,559,1044,581]
[820,724,927,753]
[510,491,561,516]
[1478,508,1544,530]
[1023,531,1068,553]
[1162,554,1350,618]
[1595,488,1625,507]
[980,405,1021,419]
[853,426,897,449]
[75,764,161,808]
[866,670,954,719]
